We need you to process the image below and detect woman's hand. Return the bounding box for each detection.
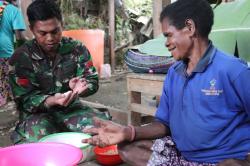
[82,117,132,147]
[218,158,250,166]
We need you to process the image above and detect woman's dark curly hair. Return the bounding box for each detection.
[160,0,214,38]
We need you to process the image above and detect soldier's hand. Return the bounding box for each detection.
[69,77,88,95]
[73,78,88,95]
[69,77,80,90]
[61,91,78,106]
[45,91,77,107]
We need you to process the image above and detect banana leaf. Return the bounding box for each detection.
[209,0,250,61]
[138,34,172,57]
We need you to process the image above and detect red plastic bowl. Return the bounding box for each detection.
[94,145,123,166]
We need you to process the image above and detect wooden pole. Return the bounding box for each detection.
[152,0,171,38]
[153,0,162,38]
[109,0,115,72]
[163,0,171,7]
[19,0,33,39]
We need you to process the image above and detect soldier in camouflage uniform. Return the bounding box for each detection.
[8,0,109,144]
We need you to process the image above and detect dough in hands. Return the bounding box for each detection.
[63,91,72,97]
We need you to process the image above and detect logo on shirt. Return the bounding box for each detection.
[201,79,223,96]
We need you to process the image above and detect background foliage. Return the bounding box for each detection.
[57,0,152,67]
[125,0,152,17]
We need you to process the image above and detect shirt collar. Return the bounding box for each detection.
[29,39,64,61]
[174,41,216,76]
[29,40,45,60]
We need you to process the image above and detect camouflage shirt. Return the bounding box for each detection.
[9,37,98,119]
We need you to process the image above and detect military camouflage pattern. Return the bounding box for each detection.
[9,37,109,144]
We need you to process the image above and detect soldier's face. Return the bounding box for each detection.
[30,18,62,54]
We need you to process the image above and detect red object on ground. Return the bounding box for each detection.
[94,145,123,166]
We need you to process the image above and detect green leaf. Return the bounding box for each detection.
[138,34,172,57]
[209,0,250,61]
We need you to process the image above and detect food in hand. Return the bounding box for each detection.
[63,91,72,97]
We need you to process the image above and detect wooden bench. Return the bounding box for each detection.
[127,73,165,126]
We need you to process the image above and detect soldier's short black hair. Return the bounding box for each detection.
[160,0,214,38]
[27,0,62,27]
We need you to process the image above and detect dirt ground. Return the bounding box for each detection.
[85,71,128,110]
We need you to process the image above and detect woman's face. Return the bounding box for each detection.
[161,17,194,61]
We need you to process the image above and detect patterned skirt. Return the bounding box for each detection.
[0,58,12,107]
[147,136,217,166]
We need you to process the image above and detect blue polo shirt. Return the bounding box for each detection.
[155,43,250,163]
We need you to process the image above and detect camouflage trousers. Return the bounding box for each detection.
[147,136,217,166]
[11,105,110,144]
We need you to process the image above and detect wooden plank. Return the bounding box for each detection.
[80,99,124,112]
[127,73,164,125]
[127,73,165,81]
[127,78,163,95]
[80,99,128,125]
[127,90,141,125]
[130,103,156,116]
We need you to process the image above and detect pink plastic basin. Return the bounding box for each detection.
[0,142,83,166]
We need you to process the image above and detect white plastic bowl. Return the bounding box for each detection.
[39,132,94,162]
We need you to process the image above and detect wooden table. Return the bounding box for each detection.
[127,73,165,126]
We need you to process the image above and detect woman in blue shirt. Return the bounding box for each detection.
[0,0,26,106]
[82,0,250,165]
